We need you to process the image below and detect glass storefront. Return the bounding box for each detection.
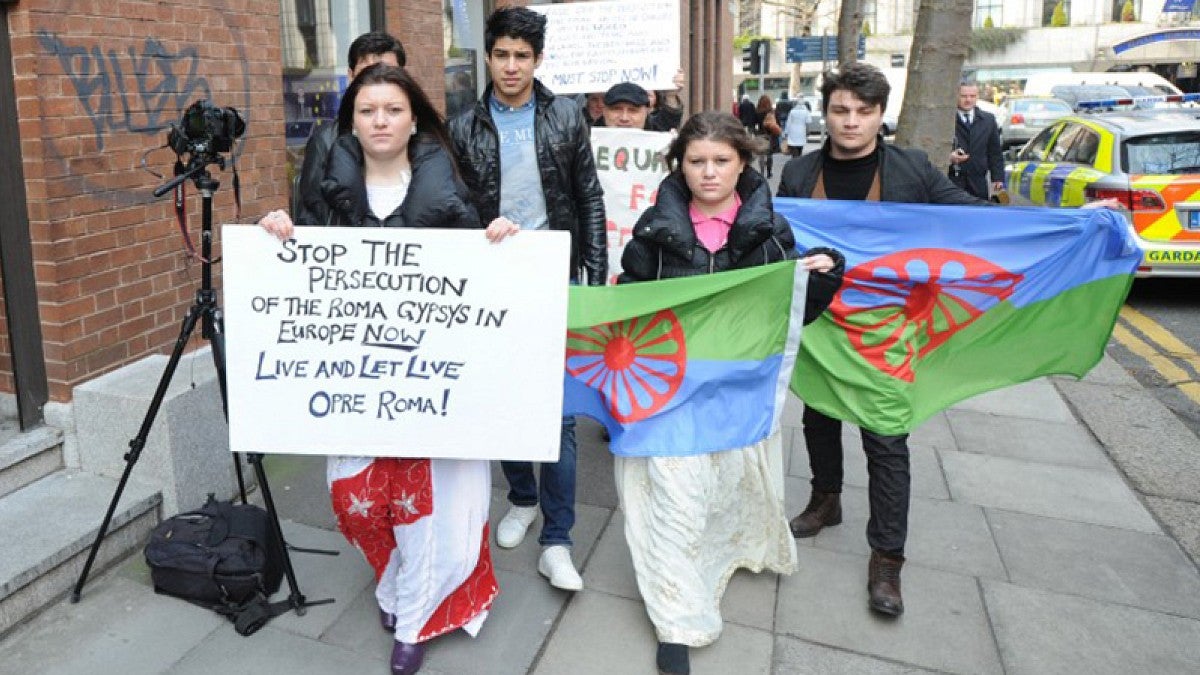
[280,1,378,183]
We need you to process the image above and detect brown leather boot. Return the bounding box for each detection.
[868,550,905,617]
[789,490,842,538]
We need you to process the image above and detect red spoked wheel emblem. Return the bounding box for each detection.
[829,248,1023,382]
[565,310,687,423]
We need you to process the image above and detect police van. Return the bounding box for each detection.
[1023,72,1184,109]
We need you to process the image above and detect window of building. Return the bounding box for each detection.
[1111,0,1141,22]
[443,0,488,121]
[1043,0,1070,26]
[975,0,1002,27]
[862,0,878,33]
[280,1,381,183]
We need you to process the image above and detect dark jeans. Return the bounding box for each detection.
[802,405,910,556]
[501,416,577,547]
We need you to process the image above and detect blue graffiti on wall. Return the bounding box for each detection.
[37,32,212,151]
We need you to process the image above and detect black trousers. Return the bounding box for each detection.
[802,404,910,556]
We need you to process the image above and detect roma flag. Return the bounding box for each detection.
[776,199,1141,436]
[562,262,808,457]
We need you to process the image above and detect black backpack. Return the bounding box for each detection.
[144,495,286,634]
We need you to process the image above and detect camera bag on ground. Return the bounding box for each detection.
[144,494,287,635]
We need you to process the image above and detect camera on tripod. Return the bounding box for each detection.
[168,99,246,160]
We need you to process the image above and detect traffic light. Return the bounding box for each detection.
[741,42,758,73]
[758,39,770,75]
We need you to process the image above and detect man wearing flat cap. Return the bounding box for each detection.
[598,82,652,129]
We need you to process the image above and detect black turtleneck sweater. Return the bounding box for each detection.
[821,146,880,200]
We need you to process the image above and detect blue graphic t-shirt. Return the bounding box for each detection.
[490,95,548,230]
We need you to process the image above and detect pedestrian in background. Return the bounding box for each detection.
[948,80,1004,200]
[259,64,495,675]
[294,31,406,227]
[738,94,757,131]
[782,100,810,158]
[449,5,606,593]
[755,94,781,178]
[617,111,843,675]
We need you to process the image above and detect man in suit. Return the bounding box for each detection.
[948,81,1004,200]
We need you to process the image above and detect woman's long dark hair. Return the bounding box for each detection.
[336,64,454,161]
[665,111,767,171]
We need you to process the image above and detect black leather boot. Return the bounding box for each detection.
[789,490,842,538]
[868,550,905,617]
[656,642,689,674]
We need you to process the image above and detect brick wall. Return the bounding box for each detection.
[388,0,448,115]
[8,0,287,401]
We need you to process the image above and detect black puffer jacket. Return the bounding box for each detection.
[448,81,607,284]
[295,123,337,226]
[620,168,844,324]
[319,134,481,230]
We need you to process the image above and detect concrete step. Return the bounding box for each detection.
[0,425,65,499]
[0,469,161,637]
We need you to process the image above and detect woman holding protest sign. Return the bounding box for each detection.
[259,64,493,675]
[616,111,843,675]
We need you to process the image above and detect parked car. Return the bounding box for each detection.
[1004,108,1200,277]
[997,96,1073,149]
[799,94,824,138]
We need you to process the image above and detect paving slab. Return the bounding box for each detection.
[776,547,1002,675]
[581,509,639,600]
[940,450,1159,533]
[788,427,949,500]
[1056,353,1139,388]
[983,580,1200,675]
[0,575,223,675]
[169,622,392,675]
[261,453,337,530]
[322,568,566,675]
[487,488,611,581]
[773,635,939,674]
[264,521,375,640]
[1057,378,1200,502]
[988,509,1200,618]
[945,408,1114,470]
[950,378,1074,423]
[720,568,780,633]
[906,411,957,454]
[805,486,1006,580]
[533,589,773,675]
[1145,496,1200,568]
[531,590,659,675]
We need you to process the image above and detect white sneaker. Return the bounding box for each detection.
[538,545,583,591]
[495,505,538,549]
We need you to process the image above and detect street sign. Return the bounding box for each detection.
[786,35,866,63]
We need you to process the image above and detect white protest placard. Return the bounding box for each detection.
[532,0,680,95]
[222,226,570,461]
[591,126,672,283]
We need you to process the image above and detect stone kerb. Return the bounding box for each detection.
[73,347,238,515]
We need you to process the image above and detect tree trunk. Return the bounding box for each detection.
[837,0,861,65]
[894,0,973,166]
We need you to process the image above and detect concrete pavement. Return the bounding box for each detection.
[1,353,1199,674]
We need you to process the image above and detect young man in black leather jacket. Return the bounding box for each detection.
[447,6,606,594]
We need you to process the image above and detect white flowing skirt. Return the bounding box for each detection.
[615,432,797,646]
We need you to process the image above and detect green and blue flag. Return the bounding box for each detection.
[563,200,1140,451]
[563,262,807,457]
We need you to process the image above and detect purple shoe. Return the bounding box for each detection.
[380,609,397,633]
[390,640,426,675]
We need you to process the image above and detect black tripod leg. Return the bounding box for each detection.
[203,305,247,502]
[72,302,204,602]
[204,303,333,614]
